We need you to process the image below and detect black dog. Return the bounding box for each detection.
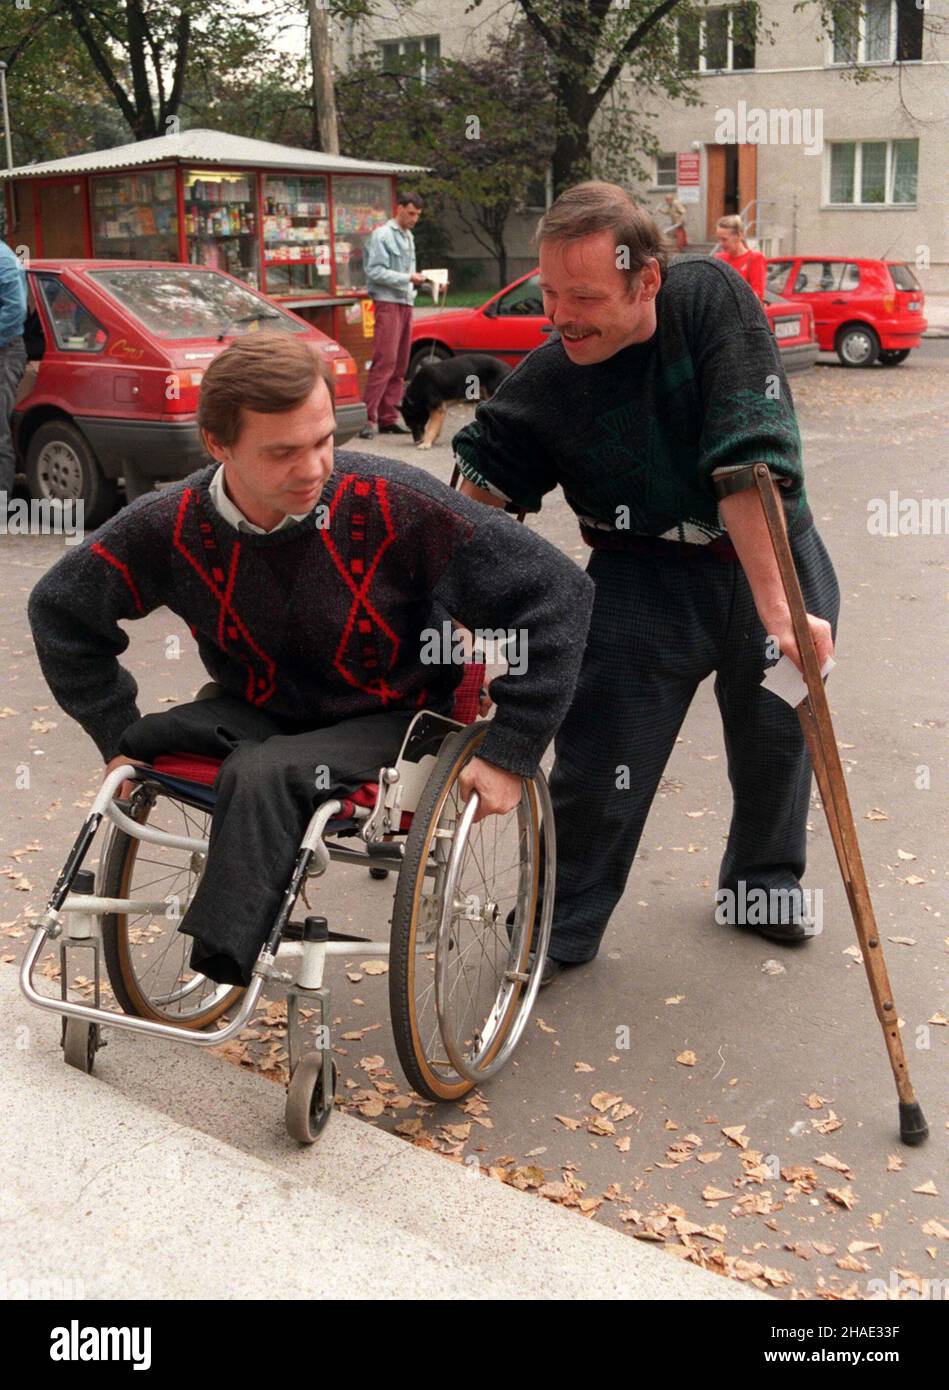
[401,353,511,449]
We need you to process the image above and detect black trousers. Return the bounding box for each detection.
[546,525,841,962]
[118,697,416,986]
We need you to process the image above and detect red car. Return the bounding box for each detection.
[765,256,927,367]
[15,260,366,527]
[409,267,818,378]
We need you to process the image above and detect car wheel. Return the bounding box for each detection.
[26,420,118,529]
[407,343,450,381]
[835,324,880,368]
[879,349,910,366]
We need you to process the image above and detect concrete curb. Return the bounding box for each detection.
[0,970,766,1301]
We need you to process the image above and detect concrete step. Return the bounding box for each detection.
[0,969,767,1300]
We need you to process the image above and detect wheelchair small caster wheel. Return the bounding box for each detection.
[369,866,390,880]
[285,1053,337,1144]
[63,1018,100,1074]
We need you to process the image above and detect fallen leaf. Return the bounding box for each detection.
[887,936,917,946]
[815,1152,853,1177]
[574,1061,594,1073]
[665,995,685,1005]
[826,1185,856,1210]
[722,1125,749,1149]
[896,849,917,861]
[702,1186,732,1202]
[865,808,888,821]
[359,960,388,975]
[555,1114,582,1131]
[912,1180,939,1196]
[676,1050,698,1066]
[591,1091,623,1112]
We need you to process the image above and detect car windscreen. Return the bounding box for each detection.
[86,267,309,340]
[888,264,921,292]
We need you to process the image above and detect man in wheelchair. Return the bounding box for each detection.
[28,333,594,989]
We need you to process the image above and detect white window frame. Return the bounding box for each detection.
[377,34,440,82]
[824,138,919,207]
[677,5,757,73]
[654,153,679,189]
[827,0,916,66]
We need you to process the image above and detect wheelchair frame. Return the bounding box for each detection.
[19,709,555,1141]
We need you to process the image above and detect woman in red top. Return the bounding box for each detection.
[713,215,766,301]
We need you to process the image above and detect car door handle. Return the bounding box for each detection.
[540,325,554,333]
[831,299,847,304]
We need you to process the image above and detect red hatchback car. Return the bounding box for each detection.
[15,260,366,526]
[409,266,818,378]
[765,256,927,367]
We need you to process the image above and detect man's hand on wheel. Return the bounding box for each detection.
[458,756,522,823]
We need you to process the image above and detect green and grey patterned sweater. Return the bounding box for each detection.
[452,255,811,547]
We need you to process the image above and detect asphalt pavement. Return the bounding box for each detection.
[1,341,946,1300]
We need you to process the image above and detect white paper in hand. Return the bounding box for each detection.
[760,653,836,708]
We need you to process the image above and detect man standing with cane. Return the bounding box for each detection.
[453,181,839,986]
[359,190,428,439]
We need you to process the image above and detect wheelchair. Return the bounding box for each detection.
[19,662,555,1143]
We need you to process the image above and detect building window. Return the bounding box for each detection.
[830,1,923,64]
[378,34,440,82]
[677,5,757,72]
[827,139,918,205]
[655,154,678,188]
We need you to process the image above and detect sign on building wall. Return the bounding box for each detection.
[677,152,701,205]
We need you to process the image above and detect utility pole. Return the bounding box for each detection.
[308,0,340,154]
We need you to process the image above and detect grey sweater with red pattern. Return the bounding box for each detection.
[27,451,594,777]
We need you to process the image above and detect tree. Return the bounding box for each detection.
[337,24,554,288]
[467,0,880,194]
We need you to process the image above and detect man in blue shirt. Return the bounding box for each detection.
[0,239,27,502]
[359,191,427,439]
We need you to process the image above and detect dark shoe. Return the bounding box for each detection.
[379,421,410,435]
[533,953,563,989]
[358,423,376,439]
[752,918,813,945]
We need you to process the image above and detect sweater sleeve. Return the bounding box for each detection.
[451,352,561,514]
[379,461,594,778]
[365,227,411,290]
[27,499,168,761]
[688,266,804,497]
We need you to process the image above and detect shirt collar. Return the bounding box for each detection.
[208,465,303,535]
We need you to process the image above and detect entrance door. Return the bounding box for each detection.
[37,181,90,257]
[705,144,758,238]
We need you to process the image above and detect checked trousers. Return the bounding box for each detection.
[545,526,840,962]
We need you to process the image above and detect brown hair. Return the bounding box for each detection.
[533,180,669,288]
[197,332,335,447]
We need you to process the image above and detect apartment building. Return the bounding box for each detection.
[336,0,949,292]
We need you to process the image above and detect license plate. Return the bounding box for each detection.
[908,300,921,311]
[774,318,801,340]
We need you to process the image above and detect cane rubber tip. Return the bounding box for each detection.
[899,1100,929,1146]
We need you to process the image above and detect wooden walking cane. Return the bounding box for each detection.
[715,464,928,1146]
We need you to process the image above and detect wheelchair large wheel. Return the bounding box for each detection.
[389,721,553,1102]
[100,782,243,1028]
